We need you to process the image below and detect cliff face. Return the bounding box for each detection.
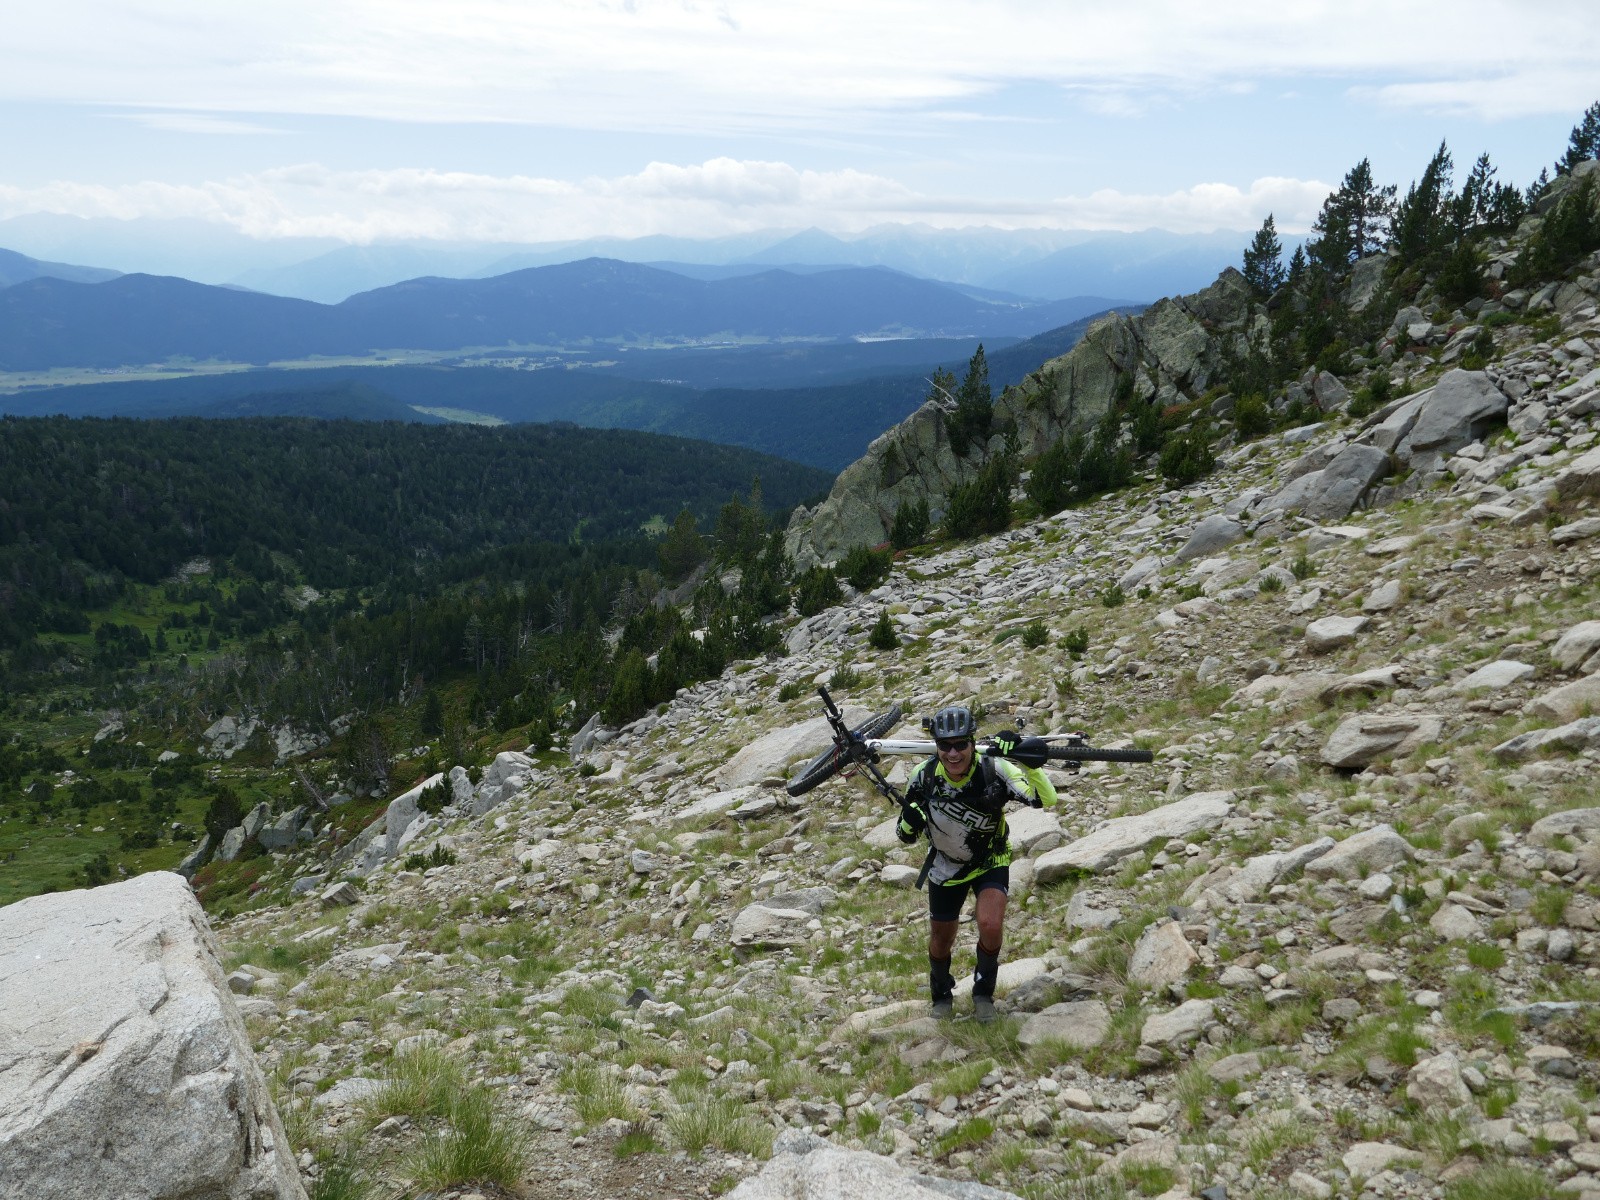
[786,269,1259,567]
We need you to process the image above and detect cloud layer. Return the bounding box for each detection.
[0,160,1333,242]
[7,1,1598,129]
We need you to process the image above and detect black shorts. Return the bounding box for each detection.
[928,865,1009,922]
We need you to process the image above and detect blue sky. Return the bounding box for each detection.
[1,1,1595,247]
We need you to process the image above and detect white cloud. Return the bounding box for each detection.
[112,112,287,136]
[3,1,1595,133]
[0,159,1331,240]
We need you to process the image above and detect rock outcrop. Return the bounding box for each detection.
[0,872,305,1200]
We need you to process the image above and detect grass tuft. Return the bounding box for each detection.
[406,1086,532,1191]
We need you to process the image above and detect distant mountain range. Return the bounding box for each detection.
[0,246,121,289]
[0,258,1135,372]
[0,312,1134,471]
[0,215,1271,304]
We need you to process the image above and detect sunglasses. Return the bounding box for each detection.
[936,738,973,753]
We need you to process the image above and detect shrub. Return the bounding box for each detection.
[403,844,457,871]
[889,498,930,550]
[868,610,900,651]
[1100,584,1125,609]
[942,456,1015,540]
[793,566,842,617]
[1061,627,1089,657]
[1349,372,1392,419]
[415,778,451,816]
[1233,393,1272,439]
[1158,424,1216,487]
[777,681,804,702]
[1291,551,1315,581]
[829,665,862,691]
[1020,620,1049,649]
[837,544,892,591]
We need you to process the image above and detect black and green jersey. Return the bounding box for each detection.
[905,755,1057,886]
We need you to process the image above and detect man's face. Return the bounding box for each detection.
[936,737,974,778]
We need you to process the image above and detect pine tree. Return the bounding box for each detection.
[1390,141,1454,265]
[1309,159,1396,271]
[1241,214,1286,298]
[657,508,707,584]
[944,346,994,456]
[1558,100,1600,175]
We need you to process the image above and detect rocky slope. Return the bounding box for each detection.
[201,181,1600,1200]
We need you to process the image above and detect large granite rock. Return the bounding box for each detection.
[1553,620,1600,671]
[1016,1001,1112,1050]
[720,707,881,787]
[1394,369,1509,462]
[1174,515,1246,563]
[1035,791,1233,879]
[473,751,535,816]
[1303,824,1415,880]
[1531,674,1600,723]
[0,872,306,1200]
[1127,920,1197,989]
[729,1131,1021,1199]
[1320,713,1442,769]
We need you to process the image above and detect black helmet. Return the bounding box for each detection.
[929,705,977,740]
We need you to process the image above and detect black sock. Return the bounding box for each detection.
[974,942,1001,998]
[929,954,954,1001]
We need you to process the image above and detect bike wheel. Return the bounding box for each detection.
[785,703,902,797]
[1046,745,1155,764]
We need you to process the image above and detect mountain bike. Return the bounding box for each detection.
[786,686,1154,803]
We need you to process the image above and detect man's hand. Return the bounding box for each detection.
[992,730,1020,756]
[897,799,927,843]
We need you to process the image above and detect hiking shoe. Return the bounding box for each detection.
[973,995,997,1024]
[931,998,954,1021]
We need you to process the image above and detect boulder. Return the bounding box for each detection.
[1140,999,1214,1046]
[1454,660,1536,693]
[1065,891,1123,930]
[1320,713,1442,769]
[1174,515,1246,564]
[1553,620,1600,670]
[1034,791,1233,878]
[0,873,305,1199]
[1006,807,1065,855]
[1529,808,1600,846]
[240,803,271,841]
[1127,921,1197,989]
[720,707,882,788]
[1191,837,1333,909]
[1305,614,1370,653]
[1396,369,1509,460]
[1530,674,1600,723]
[257,806,308,852]
[384,773,444,860]
[1343,1143,1419,1180]
[728,1131,1023,1199]
[1302,444,1393,519]
[1017,1001,1112,1051]
[1554,444,1600,500]
[1407,1053,1472,1113]
[1429,903,1482,941]
[216,826,247,864]
[730,904,814,950]
[176,834,212,878]
[1313,371,1351,411]
[1304,824,1415,880]
[1493,716,1600,760]
[1362,579,1403,613]
[473,751,534,816]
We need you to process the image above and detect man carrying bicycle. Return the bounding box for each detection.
[897,705,1057,1022]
